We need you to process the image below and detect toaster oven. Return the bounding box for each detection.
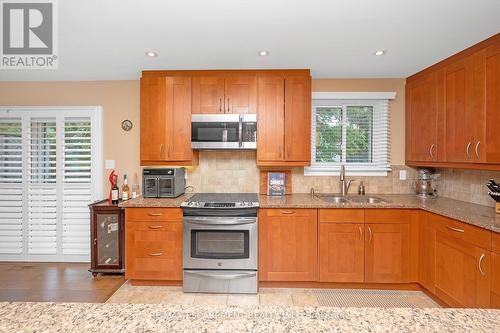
[142,168,186,198]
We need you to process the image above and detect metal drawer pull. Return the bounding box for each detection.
[368,226,372,243]
[475,141,481,159]
[147,213,163,217]
[429,144,435,159]
[358,226,363,241]
[148,252,163,257]
[478,253,486,276]
[466,141,472,159]
[446,225,464,233]
[148,225,163,229]
[280,210,296,215]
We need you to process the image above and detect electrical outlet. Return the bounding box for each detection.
[399,170,407,180]
[105,160,115,169]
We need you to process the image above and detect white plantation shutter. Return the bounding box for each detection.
[306,93,394,176]
[0,108,102,262]
[0,119,23,256]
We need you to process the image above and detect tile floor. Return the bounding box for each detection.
[106,281,441,308]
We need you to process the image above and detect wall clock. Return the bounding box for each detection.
[121,119,133,132]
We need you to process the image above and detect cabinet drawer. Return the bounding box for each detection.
[364,209,412,223]
[432,214,491,250]
[492,232,500,254]
[263,208,317,218]
[126,220,181,231]
[319,209,364,223]
[125,208,182,222]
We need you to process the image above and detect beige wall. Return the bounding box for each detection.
[0,81,140,194]
[0,78,406,195]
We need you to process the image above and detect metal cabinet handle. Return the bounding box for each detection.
[159,144,163,158]
[446,225,464,233]
[368,226,372,243]
[429,144,435,159]
[219,98,222,113]
[148,225,163,229]
[466,141,472,159]
[358,226,363,241]
[280,210,296,215]
[478,253,486,276]
[148,252,163,257]
[227,97,230,113]
[475,141,481,159]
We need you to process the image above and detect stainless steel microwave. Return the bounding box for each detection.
[191,114,257,150]
[142,168,185,198]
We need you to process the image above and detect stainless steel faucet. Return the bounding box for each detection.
[339,164,352,196]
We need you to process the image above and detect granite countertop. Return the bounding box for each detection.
[0,302,498,333]
[118,193,500,233]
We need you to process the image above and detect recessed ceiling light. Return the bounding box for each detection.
[146,51,158,57]
[374,50,385,56]
[259,50,269,57]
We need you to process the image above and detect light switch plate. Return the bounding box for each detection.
[399,170,407,180]
[105,160,115,169]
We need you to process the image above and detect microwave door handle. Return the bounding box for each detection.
[238,114,243,148]
[156,177,160,198]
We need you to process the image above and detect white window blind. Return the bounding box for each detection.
[0,107,102,262]
[305,93,394,176]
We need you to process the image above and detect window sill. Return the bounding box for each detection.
[304,165,391,177]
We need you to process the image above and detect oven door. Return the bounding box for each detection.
[158,177,174,198]
[183,216,257,270]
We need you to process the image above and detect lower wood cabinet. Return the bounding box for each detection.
[491,233,500,309]
[259,209,318,281]
[319,223,364,282]
[435,231,490,307]
[364,223,410,283]
[125,208,183,281]
[419,212,437,293]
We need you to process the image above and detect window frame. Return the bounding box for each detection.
[305,92,395,177]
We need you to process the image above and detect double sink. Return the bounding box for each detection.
[316,195,389,204]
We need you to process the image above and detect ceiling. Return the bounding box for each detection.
[1,0,499,81]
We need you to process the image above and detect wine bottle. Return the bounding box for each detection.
[111,175,119,205]
[122,174,130,201]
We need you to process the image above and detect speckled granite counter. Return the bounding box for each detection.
[0,302,498,333]
[118,193,193,208]
[118,193,500,233]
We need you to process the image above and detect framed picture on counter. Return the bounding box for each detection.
[267,172,286,196]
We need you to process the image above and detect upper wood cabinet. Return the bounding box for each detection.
[258,209,318,282]
[257,75,311,166]
[192,75,256,114]
[406,33,500,170]
[140,76,193,165]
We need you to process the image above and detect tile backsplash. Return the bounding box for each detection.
[186,151,418,195]
[437,168,500,207]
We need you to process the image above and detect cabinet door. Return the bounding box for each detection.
[259,209,318,281]
[435,232,490,307]
[225,76,257,114]
[406,73,439,162]
[444,54,485,163]
[419,213,437,293]
[485,43,500,163]
[166,77,192,161]
[284,76,311,163]
[257,76,284,163]
[140,76,167,161]
[365,223,410,283]
[125,221,182,281]
[491,252,500,309]
[319,223,364,282]
[192,77,225,114]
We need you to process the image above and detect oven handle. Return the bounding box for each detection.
[183,216,257,226]
[185,271,256,280]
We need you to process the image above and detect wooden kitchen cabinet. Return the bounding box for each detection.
[319,223,364,282]
[192,75,256,114]
[257,74,312,166]
[485,43,500,163]
[364,223,410,283]
[258,209,318,281]
[435,231,490,308]
[406,72,440,162]
[490,232,500,308]
[140,76,193,165]
[125,208,183,281]
[418,212,437,293]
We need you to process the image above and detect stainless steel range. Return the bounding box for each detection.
[181,193,259,294]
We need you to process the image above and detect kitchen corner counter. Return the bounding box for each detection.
[118,193,193,208]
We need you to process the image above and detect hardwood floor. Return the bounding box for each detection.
[0,262,125,303]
